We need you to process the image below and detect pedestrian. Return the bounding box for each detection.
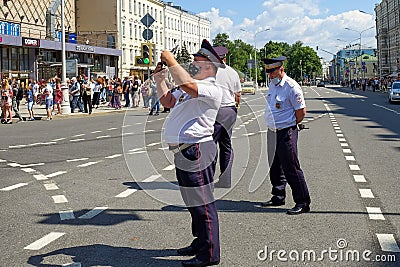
[69,77,84,113]
[141,80,150,108]
[109,77,122,109]
[261,56,311,215]
[26,83,35,121]
[123,76,131,107]
[212,46,242,188]
[92,77,102,109]
[54,78,63,115]
[148,78,160,115]
[1,79,13,124]
[11,80,24,122]
[130,76,140,107]
[81,76,93,114]
[43,80,54,120]
[154,39,224,267]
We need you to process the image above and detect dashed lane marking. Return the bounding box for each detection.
[353,175,367,183]
[349,165,361,171]
[345,156,355,161]
[33,174,48,181]
[59,210,75,221]
[91,130,102,134]
[359,189,375,198]
[52,195,68,204]
[66,158,89,162]
[43,183,59,190]
[21,168,36,173]
[115,188,138,198]
[78,207,108,219]
[105,154,122,159]
[70,139,85,142]
[20,163,45,168]
[0,183,29,191]
[107,127,118,131]
[52,138,66,141]
[46,171,67,178]
[72,134,86,138]
[366,207,385,220]
[376,234,400,252]
[24,232,65,250]
[96,135,111,139]
[77,161,100,168]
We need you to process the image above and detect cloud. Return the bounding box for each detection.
[199,0,375,59]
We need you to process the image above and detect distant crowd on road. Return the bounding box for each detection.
[0,74,172,124]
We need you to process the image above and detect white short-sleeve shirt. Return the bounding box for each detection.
[216,65,241,107]
[164,77,222,144]
[264,74,305,130]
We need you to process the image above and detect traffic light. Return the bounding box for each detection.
[136,43,153,66]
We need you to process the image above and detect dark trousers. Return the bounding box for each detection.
[71,95,84,113]
[124,91,130,107]
[82,94,92,114]
[267,126,310,205]
[92,92,100,107]
[174,141,220,263]
[213,106,237,186]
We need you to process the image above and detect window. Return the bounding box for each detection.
[122,21,126,37]
[134,24,138,40]
[121,0,125,11]
[134,0,137,15]
[130,49,134,63]
[129,0,132,13]
[129,23,133,39]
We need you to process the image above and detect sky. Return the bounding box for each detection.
[168,0,379,60]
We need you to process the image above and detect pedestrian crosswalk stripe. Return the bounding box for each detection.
[0,183,29,191]
[52,195,68,204]
[79,207,108,219]
[343,149,352,153]
[376,234,400,252]
[24,232,65,250]
[115,188,138,198]
[366,207,385,220]
[345,156,355,161]
[359,189,374,198]
[349,165,360,171]
[143,174,161,182]
[59,210,75,220]
[353,175,366,183]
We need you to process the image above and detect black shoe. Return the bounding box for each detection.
[182,257,220,267]
[286,204,310,215]
[177,246,198,256]
[214,181,231,188]
[149,112,153,115]
[260,199,285,207]
[154,112,159,116]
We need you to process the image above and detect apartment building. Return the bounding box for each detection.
[77,0,210,80]
[0,0,121,81]
[375,0,400,77]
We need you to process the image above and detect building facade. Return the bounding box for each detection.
[0,0,121,82]
[375,0,400,77]
[77,0,210,80]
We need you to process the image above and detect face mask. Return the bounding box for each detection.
[188,63,201,77]
[271,77,281,85]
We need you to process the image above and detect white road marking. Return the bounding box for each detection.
[20,163,45,168]
[105,154,122,159]
[143,174,161,182]
[340,143,349,147]
[24,232,65,250]
[335,130,342,133]
[122,132,134,136]
[343,149,352,153]
[77,161,99,168]
[345,156,355,161]
[107,127,118,131]
[129,148,143,152]
[147,142,160,147]
[366,207,385,220]
[353,175,367,183]
[115,188,138,198]
[244,133,256,136]
[62,262,81,267]
[52,138,66,141]
[79,206,108,219]
[33,174,48,181]
[0,159,6,162]
[337,134,344,137]
[359,189,374,198]
[7,162,21,167]
[349,165,360,171]
[52,195,68,203]
[70,139,85,142]
[72,134,86,137]
[46,171,67,178]
[67,158,89,162]
[144,129,155,133]
[339,138,347,142]
[21,168,36,173]
[127,151,146,155]
[9,144,28,149]
[96,135,111,139]
[163,165,175,171]
[43,183,59,190]
[59,210,75,220]
[0,183,29,191]
[91,130,102,133]
[376,234,400,252]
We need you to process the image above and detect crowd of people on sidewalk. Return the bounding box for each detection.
[0,74,171,124]
[342,76,397,92]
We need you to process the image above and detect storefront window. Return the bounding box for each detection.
[1,47,10,73]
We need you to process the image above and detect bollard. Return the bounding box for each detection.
[61,84,71,114]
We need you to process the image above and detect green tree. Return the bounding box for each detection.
[176,44,192,65]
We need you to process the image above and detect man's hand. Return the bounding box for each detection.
[160,50,178,68]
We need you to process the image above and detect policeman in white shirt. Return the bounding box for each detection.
[212,46,241,188]
[261,56,311,215]
[154,39,223,267]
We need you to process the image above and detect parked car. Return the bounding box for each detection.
[241,81,256,95]
[317,81,325,87]
[388,81,400,104]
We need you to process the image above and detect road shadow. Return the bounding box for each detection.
[27,243,181,267]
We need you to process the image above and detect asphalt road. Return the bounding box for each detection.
[0,85,399,267]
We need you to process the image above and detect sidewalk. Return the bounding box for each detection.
[12,99,140,122]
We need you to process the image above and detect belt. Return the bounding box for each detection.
[168,143,195,154]
[268,125,296,132]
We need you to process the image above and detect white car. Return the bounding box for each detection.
[388,81,400,104]
[241,81,256,95]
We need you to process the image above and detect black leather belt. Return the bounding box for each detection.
[168,143,195,154]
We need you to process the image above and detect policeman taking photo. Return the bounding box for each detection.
[261,56,311,215]
[153,39,224,267]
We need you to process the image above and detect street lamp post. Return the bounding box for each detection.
[60,0,71,114]
[240,28,270,89]
[344,26,374,80]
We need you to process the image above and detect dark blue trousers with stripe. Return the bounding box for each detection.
[267,126,311,205]
[174,141,220,263]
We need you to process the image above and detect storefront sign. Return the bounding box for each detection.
[0,36,2,43]
[76,45,94,53]
[0,21,21,36]
[22,37,40,47]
